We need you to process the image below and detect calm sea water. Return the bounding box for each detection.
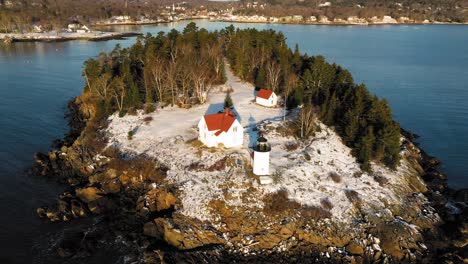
[0,21,467,263]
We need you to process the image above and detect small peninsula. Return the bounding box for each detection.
[33,23,467,263]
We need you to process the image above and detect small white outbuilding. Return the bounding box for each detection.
[198,108,244,148]
[256,89,277,107]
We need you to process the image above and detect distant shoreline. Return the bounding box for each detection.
[3,19,467,44]
[0,31,142,43]
[91,17,468,27]
[91,18,468,27]
[212,19,468,26]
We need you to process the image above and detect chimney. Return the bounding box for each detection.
[225,107,229,116]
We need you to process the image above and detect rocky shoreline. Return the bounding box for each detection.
[32,96,467,263]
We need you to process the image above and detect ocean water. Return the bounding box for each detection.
[0,21,467,263]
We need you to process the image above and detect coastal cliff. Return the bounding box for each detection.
[33,70,467,264]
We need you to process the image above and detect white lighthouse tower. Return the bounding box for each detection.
[253,135,271,175]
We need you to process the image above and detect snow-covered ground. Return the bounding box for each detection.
[106,64,419,223]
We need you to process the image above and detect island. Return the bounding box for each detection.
[33,23,467,263]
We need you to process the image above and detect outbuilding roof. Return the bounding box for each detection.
[256,89,274,100]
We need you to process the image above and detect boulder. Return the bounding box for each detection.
[346,240,364,256]
[371,220,421,260]
[75,187,103,203]
[146,218,223,250]
[104,168,118,180]
[257,233,282,249]
[146,189,177,212]
[87,197,114,214]
[37,207,47,218]
[70,199,86,218]
[278,225,294,239]
[46,208,61,222]
[101,179,121,194]
[143,218,165,238]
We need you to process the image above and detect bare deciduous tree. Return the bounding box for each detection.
[266,60,282,92]
[92,73,112,100]
[148,57,167,103]
[111,76,126,112]
[297,105,316,139]
[191,60,212,104]
[205,40,224,80]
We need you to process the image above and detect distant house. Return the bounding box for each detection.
[318,1,331,7]
[198,108,244,148]
[76,25,90,33]
[256,89,277,107]
[112,15,131,22]
[67,23,80,32]
[32,25,43,33]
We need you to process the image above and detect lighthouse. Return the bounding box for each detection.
[253,135,271,175]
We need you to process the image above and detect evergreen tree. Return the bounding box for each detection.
[144,85,155,114]
[255,66,266,88]
[358,126,375,171]
[294,87,305,106]
[379,123,401,169]
[322,92,337,125]
[224,93,233,109]
[292,44,302,72]
[301,69,314,104]
[343,110,360,144]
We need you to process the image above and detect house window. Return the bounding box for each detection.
[233,126,237,132]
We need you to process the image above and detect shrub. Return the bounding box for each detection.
[263,189,301,214]
[144,103,156,114]
[285,142,299,151]
[345,190,361,206]
[353,171,363,178]
[207,157,227,171]
[329,171,342,183]
[143,116,153,124]
[301,205,332,220]
[263,189,332,220]
[106,154,167,184]
[304,152,311,161]
[127,130,134,140]
[374,174,389,186]
[320,197,334,210]
[187,162,205,171]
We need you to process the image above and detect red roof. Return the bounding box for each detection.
[203,108,237,136]
[257,89,274,100]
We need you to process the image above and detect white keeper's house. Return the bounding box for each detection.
[198,108,244,148]
[255,89,277,107]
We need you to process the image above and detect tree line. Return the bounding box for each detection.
[82,22,225,119]
[225,27,401,170]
